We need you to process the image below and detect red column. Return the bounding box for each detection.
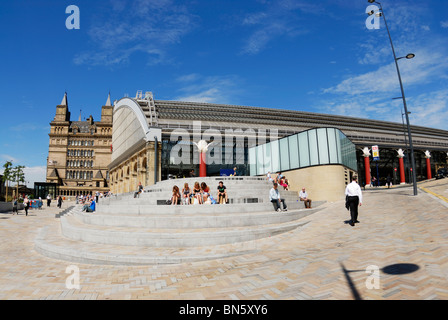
[426,157,432,180]
[199,152,207,177]
[398,157,406,184]
[364,156,371,186]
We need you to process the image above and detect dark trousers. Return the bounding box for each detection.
[347,196,359,222]
[271,199,287,211]
[24,205,28,216]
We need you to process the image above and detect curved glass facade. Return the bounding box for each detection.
[249,128,357,175]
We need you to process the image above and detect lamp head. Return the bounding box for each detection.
[406,53,415,59]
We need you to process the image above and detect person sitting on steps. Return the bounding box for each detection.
[269,183,287,212]
[82,199,96,213]
[299,187,312,208]
[192,182,203,204]
[134,182,143,198]
[181,183,191,205]
[171,185,180,205]
[217,181,228,204]
[201,182,210,204]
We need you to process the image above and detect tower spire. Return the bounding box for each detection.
[61,92,68,106]
[78,109,82,122]
[105,92,111,107]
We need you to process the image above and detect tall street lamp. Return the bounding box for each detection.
[367,0,418,196]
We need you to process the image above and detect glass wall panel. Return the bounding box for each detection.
[288,135,300,169]
[248,128,357,176]
[271,140,280,173]
[249,145,256,176]
[256,145,265,175]
[279,138,290,171]
[327,128,338,163]
[317,128,329,165]
[336,130,342,164]
[308,130,319,166]
[298,132,310,167]
[263,143,272,174]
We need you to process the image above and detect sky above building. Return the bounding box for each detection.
[0,0,447,186]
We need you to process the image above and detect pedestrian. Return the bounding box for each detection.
[46,194,51,207]
[386,174,392,189]
[23,196,30,216]
[57,195,63,208]
[38,197,43,210]
[345,175,362,227]
[12,197,18,215]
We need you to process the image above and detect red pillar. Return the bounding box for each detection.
[426,157,432,180]
[398,157,406,184]
[199,152,207,177]
[364,156,371,186]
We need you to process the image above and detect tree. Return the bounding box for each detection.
[2,161,14,202]
[12,165,26,199]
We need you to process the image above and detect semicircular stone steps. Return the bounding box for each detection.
[99,177,305,211]
[75,206,324,229]
[60,210,311,247]
[35,177,326,265]
[34,221,301,266]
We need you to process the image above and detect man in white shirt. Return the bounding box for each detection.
[345,175,363,227]
[269,183,287,212]
[299,187,312,208]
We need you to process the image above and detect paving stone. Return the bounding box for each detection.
[1,181,448,299]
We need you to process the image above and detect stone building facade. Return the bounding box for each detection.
[46,93,113,197]
[108,90,448,200]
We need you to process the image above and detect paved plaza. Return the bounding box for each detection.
[1,179,448,300]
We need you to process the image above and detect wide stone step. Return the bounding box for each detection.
[60,214,310,247]
[34,223,261,265]
[95,201,304,214]
[75,205,323,229]
[99,194,302,206]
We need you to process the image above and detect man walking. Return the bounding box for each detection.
[345,175,362,227]
[269,183,287,212]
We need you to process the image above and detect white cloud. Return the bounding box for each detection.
[441,21,448,28]
[23,166,47,186]
[0,164,46,187]
[74,0,196,66]
[175,74,244,104]
[0,155,20,163]
[239,0,321,55]
[324,48,448,96]
[406,90,448,130]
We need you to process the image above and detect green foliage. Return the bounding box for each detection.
[2,161,14,184]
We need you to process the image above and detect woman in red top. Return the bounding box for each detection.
[201,182,210,203]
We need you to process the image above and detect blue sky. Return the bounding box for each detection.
[1,0,448,186]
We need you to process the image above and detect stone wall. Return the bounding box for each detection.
[271,165,354,202]
[0,202,24,213]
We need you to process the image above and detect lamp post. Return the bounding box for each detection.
[401,109,412,183]
[367,0,418,196]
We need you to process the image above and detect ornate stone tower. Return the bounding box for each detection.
[46,93,113,198]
